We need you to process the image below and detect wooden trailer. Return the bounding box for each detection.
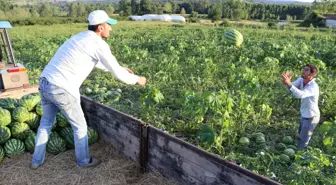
[0,87,281,185]
[80,96,281,185]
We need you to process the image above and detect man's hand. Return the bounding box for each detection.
[281,73,292,87]
[124,67,134,74]
[137,76,147,86]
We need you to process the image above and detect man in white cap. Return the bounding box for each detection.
[31,10,147,169]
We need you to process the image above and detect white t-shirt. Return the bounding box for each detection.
[290,78,320,118]
[41,30,139,99]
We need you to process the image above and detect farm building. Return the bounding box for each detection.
[324,14,336,28]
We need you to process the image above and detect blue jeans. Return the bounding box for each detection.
[32,77,90,166]
[298,115,320,150]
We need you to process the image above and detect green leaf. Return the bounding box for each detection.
[198,124,216,144]
[323,136,333,146]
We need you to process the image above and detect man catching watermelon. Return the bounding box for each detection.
[31,10,147,169]
[281,64,320,150]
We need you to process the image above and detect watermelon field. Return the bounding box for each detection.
[1,21,336,184]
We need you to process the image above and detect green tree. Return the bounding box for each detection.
[39,3,52,17]
[140,0,152,15]
[164,2,172,13]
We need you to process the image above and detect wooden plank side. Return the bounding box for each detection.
[81,96,144,139]
[148,152,203,185]
[80,97,143,162]
[148,126,281,185]
[85,112,140,161]
[148,142,226,185]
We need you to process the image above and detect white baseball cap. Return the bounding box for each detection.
[88,10,117,25]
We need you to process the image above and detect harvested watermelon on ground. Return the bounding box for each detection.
[59,127,74,149]
[56,113,69,128]
[19,94,40,111]
[26,112,40,130]
[25,132,36,153]
[276,143,287,151]
[251,132,265,140]
[11,122,31,140]
[0,98,19,112]
[47,132,66,155]
[88,127,100,145]
[0,126,11,145]
[283,136,294,145]
[0,108,11,127]
[280,154,291,165]
[239,137,250,146]
[12,107,30,123]
[35,102,43,116]
[4,138,25,157]
[284,148,295,158]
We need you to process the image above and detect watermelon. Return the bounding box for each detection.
[0,108,11,127]
[47,133,66,155]
[19,94,40,111]
[0,126,11,144]
[0,98,19,112]
[36,103,43,116]
[12,107,30,123]
[4,138,25,157]
[276,143,287,151]
[25,132,36,152]
[283,136,294,145]
[284,148,295,158]
[251,132,265,140]
[280,154,291,164]
[224,29,244,47]
[287,145,297,151]
[26,112,40,130]
[88,127,99,145]
[239,137,250,146]
[56,113,69,128]
[256,136,266,144]
[256,143,267,150]
[11,122,31,140]
[59,127,74,148]
[0,145,4,162]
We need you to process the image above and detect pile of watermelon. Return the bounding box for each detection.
[0,93,99,163]
[239,132,297,165]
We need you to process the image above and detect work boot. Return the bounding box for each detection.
[78,158,101,168]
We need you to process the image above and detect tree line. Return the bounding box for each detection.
[0,0,335,22]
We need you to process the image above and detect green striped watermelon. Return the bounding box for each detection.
[0,126,11,144]
[11,122,31,140]
[12,107,30,123]
[0,98,19,112]
[224,29,244,47]
[26,112,40,130]
[88,127,99,145]
[0,108,11,127]
[47,133,66,155]
[59,127,74,148]
[0,145,4,162]
[19,94,40,111]
[56,113,69,128]
[25,132,36,152]
[4,138,25,157]
[36,102,43,116]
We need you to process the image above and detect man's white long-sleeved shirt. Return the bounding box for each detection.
[289,77,320,118]
[41,31,139,100]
